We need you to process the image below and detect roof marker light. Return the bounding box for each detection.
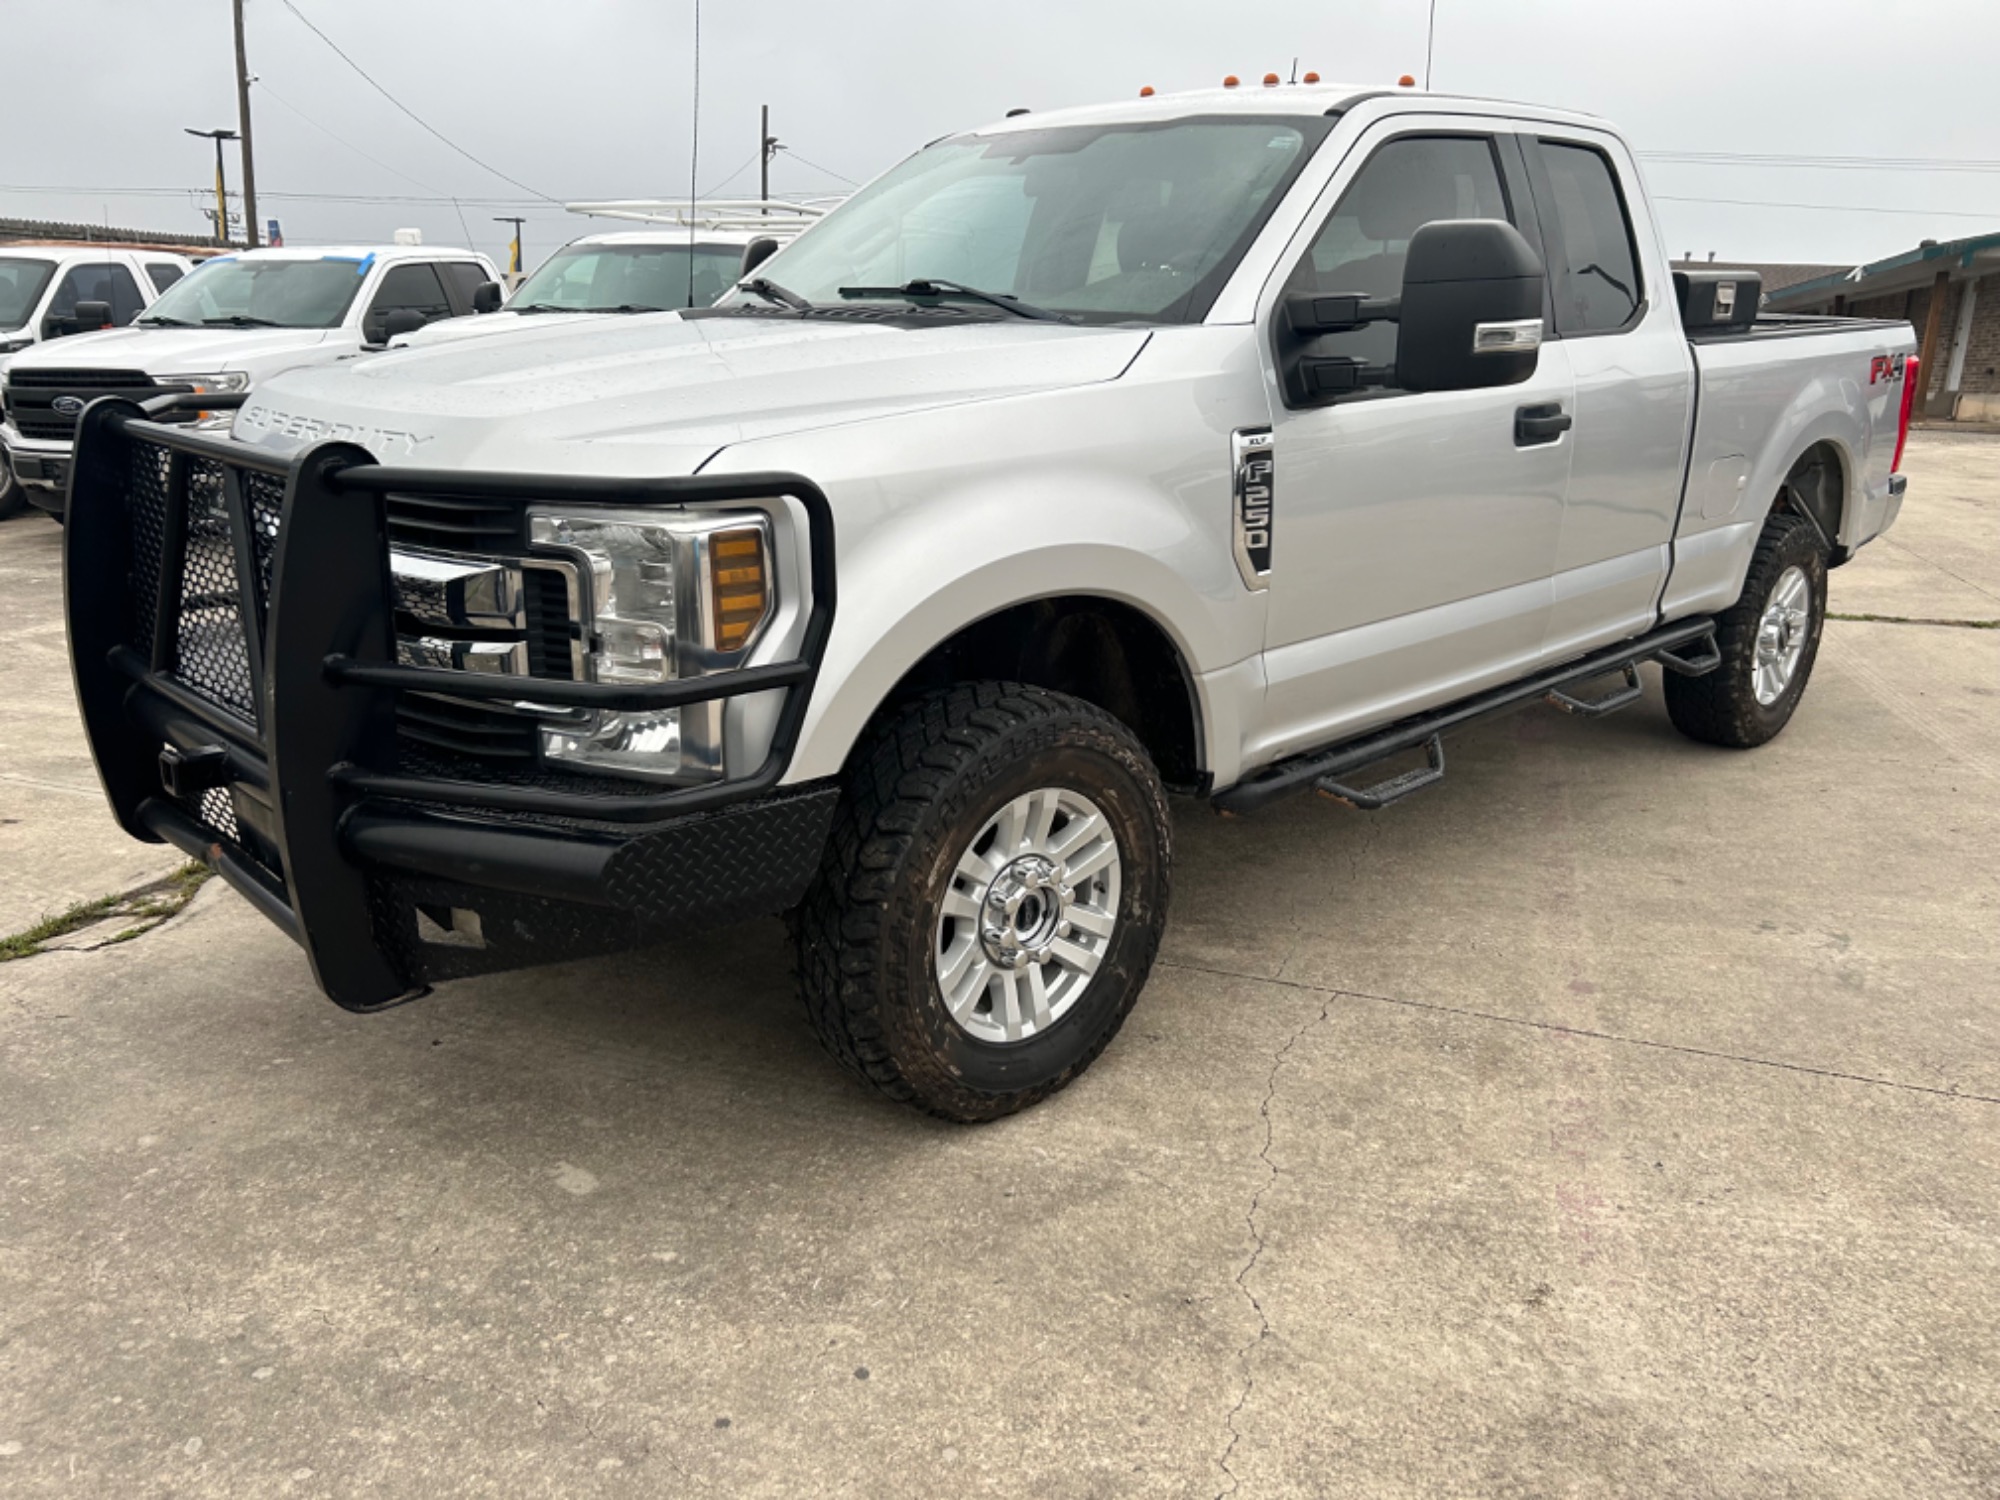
[1262,72,1280,86]
[1223,75,1240,88]
[1139,85,1155,97]
[1398,74,1416,87]
[1303,71,1320,83]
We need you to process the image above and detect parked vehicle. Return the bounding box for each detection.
[2,242,497,517]
[393,202,832,351]
[0,245,195,517]
[63,83,1918,1122]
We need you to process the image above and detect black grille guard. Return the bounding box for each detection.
[64,396,837,1011]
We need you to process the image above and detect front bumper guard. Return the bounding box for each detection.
[65,398,838,1010]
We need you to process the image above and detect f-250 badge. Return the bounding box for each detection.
[1232,427,1274,591]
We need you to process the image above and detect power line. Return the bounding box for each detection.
[275,0,560,203]
[1641,150,2000,175]
[1655,193,2000,222]
[776,147,857,186]
[253,79,448,197]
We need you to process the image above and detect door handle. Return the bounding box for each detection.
[1515,402,1573,446]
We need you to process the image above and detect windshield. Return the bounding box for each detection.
[0,259,57,331]
[740,116,1331,325]
[512,243,746,311]
[141,257,366,329]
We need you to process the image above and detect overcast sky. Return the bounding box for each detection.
[7,0,1997,272]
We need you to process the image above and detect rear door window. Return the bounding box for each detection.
[439,261,490,312]
[49,262,147,326]
[146,262,186,293]
[1533,140,1644,335]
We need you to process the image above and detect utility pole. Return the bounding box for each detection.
[760,104,781,207]
[493,217,526,278]
[233,0,260,246]
[185,127,239,245]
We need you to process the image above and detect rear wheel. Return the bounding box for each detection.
[794,682,1172,1122]
[1665,512,1827,748]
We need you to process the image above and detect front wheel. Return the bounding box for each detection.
[1665,511,1828,748]
[0,459,24,521]
[794,683,1172,1122]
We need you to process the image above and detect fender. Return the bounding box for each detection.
[785,489,1244,784]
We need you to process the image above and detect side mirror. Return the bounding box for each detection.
[740,237,780,277]
[1394,220,1544,393]
[383,308,429,340]
[73,300,114,332]
[472,281,504,314]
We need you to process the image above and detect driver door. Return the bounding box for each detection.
[1251,124,1574,764]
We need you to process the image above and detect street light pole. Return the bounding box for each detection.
[184,127,239,245]
[233,0,260,247]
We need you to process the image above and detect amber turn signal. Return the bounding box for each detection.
[708,528,770,652]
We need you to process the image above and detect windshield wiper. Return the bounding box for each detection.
[738,277,813,312]
[837,278,1071,323]
[137,314,195,328]
[508,302,571,315]
[201,314,281,328]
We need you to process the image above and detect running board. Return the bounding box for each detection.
[1214,618,1718,816]
[1315,734,1445,810]
[1546,662,1642,717]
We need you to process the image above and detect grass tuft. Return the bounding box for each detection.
[0,861,213,962]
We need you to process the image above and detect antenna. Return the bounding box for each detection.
[1425,0,1438,88]
[687,0,701,308]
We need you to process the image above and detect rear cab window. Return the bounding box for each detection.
[1530,139,1644,336]
[145,263,186,293]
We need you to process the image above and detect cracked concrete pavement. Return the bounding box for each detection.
[1,432,1997,1496]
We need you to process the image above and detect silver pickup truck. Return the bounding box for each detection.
[62,82,1918,1121]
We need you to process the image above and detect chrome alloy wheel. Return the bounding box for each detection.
[934,787,1122,1044]
[1753,564,1813,706]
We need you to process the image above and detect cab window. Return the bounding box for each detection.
[50,262,146,326]
[1285,135,1513,378]
[365,262,453,340]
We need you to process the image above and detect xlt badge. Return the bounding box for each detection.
[1231,427,1274,591]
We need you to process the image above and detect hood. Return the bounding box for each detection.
[389,309,604,351]
[232,311,1151,476]
[4,325,339,377]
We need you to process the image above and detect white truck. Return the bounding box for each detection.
[2,242,497,518]
[0,244,195,517]
[396,200,831,352]
[62,83,1918,1122]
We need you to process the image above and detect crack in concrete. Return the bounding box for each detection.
[1162,958,2000,1107]
[1215,995,1333,1498]
[1829,611,1999,630]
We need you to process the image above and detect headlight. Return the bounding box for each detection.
[156,372,252,430]
[0,338,30,356]
[529,507,774,782]
[156,370,252,395]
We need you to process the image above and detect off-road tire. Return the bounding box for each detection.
[794,682,1172,1122]
[1664,511,1827,748]
[0,466,24,521]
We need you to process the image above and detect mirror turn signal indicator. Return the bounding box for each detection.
[708,528,770,652]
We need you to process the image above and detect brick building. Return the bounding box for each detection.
[1764,233,2000,422]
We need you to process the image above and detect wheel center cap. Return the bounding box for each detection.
[980,855,1072,970]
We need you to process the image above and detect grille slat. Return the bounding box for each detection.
[386,493,522,550]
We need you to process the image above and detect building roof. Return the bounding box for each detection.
[0,216,223,254]
[1765,230,2000,310]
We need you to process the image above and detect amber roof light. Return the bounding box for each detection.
[1222,74,1240,87]
[1303,70,1320,83]
[1398,74,1417,87]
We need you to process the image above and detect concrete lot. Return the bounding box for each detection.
[1,434,1996,1497]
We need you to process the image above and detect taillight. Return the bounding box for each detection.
[1892,353,1920,474]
